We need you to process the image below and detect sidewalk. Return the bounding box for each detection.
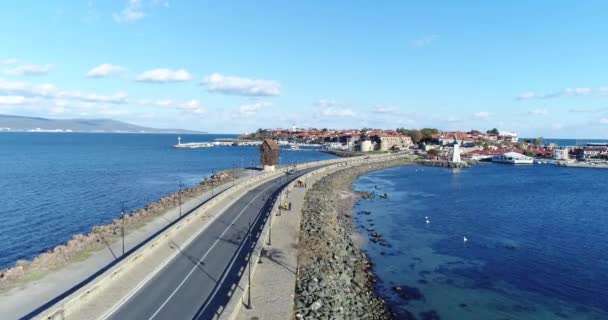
[0,170,259,320]
[235,168,337,320]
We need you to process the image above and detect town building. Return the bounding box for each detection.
[379,135,412,151]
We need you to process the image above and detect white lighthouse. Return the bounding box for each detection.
[452,140,461,163]
[177,136,182,146]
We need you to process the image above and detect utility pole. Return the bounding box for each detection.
[121,202,125,256]
[247,219,252,309]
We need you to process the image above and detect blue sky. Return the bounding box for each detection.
[1,0,608,137]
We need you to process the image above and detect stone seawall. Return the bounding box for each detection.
[320,150,364,158]
[295,158,413,320]
[0,171,235,290]
[415,159,473,168]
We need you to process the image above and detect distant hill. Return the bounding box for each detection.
[0,114,205,134]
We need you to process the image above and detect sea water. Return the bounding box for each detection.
[0,133,334,269]
[353,164,608,320]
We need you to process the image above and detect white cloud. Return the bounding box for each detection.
[517,87,608,100]
[202,73,280,96]
[0,95,27,105]
[4,64,54,76]
[0,78,128,104]
[315,99,340,108]
[49,106,67,114]
[113,0,170,24]
[114,0,145,23]
[86,64,126,78]
[372,106,400,114]
[57,91,129,104]
[319,107,356,118]
[445,116,462,123]
[135,68,192,83]
[135,99,170,107]
[600,118,608,124]
[135,98,206,115]
[473,111,491,120]
[239,102,272,115]
[180,99,206,115]
[1,58,18,65]
[528,108,548,116]
[410,35,438,48]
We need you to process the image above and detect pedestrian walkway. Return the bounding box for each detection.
[235,168,336,320]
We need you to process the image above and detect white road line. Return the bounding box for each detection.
[97,185,241,320]
[147,182,276,320]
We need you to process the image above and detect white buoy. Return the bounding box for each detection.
[463,236,468,243]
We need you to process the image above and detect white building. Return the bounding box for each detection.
[360,140,373,152]
[452,143,461,163]
[499,131,518,143]
[554,148,570,160]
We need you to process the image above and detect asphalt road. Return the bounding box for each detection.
[106,167,318,320]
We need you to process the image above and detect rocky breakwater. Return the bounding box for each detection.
[0,171,234,290]
[295,158,412,320]
[415,159,473,168]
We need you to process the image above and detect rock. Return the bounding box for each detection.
[311,300,323,311]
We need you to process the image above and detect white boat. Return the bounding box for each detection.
[290,145,300,151]
[492,152,533,164]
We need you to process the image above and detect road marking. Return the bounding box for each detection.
[98,177,274,320]
[146,182,276,320]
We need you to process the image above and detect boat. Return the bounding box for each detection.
[491,152,533,164]
[290,145,300,151]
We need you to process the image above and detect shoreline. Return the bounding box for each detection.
[295,157,414,319]
[0,170,237,291]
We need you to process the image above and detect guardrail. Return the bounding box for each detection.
[30,152,402,320]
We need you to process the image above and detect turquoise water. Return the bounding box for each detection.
[0,133,335,270]
[353,164,608,320]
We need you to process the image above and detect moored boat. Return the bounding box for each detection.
[492,152,533,164]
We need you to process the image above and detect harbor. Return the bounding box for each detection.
[173,136,324,151]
